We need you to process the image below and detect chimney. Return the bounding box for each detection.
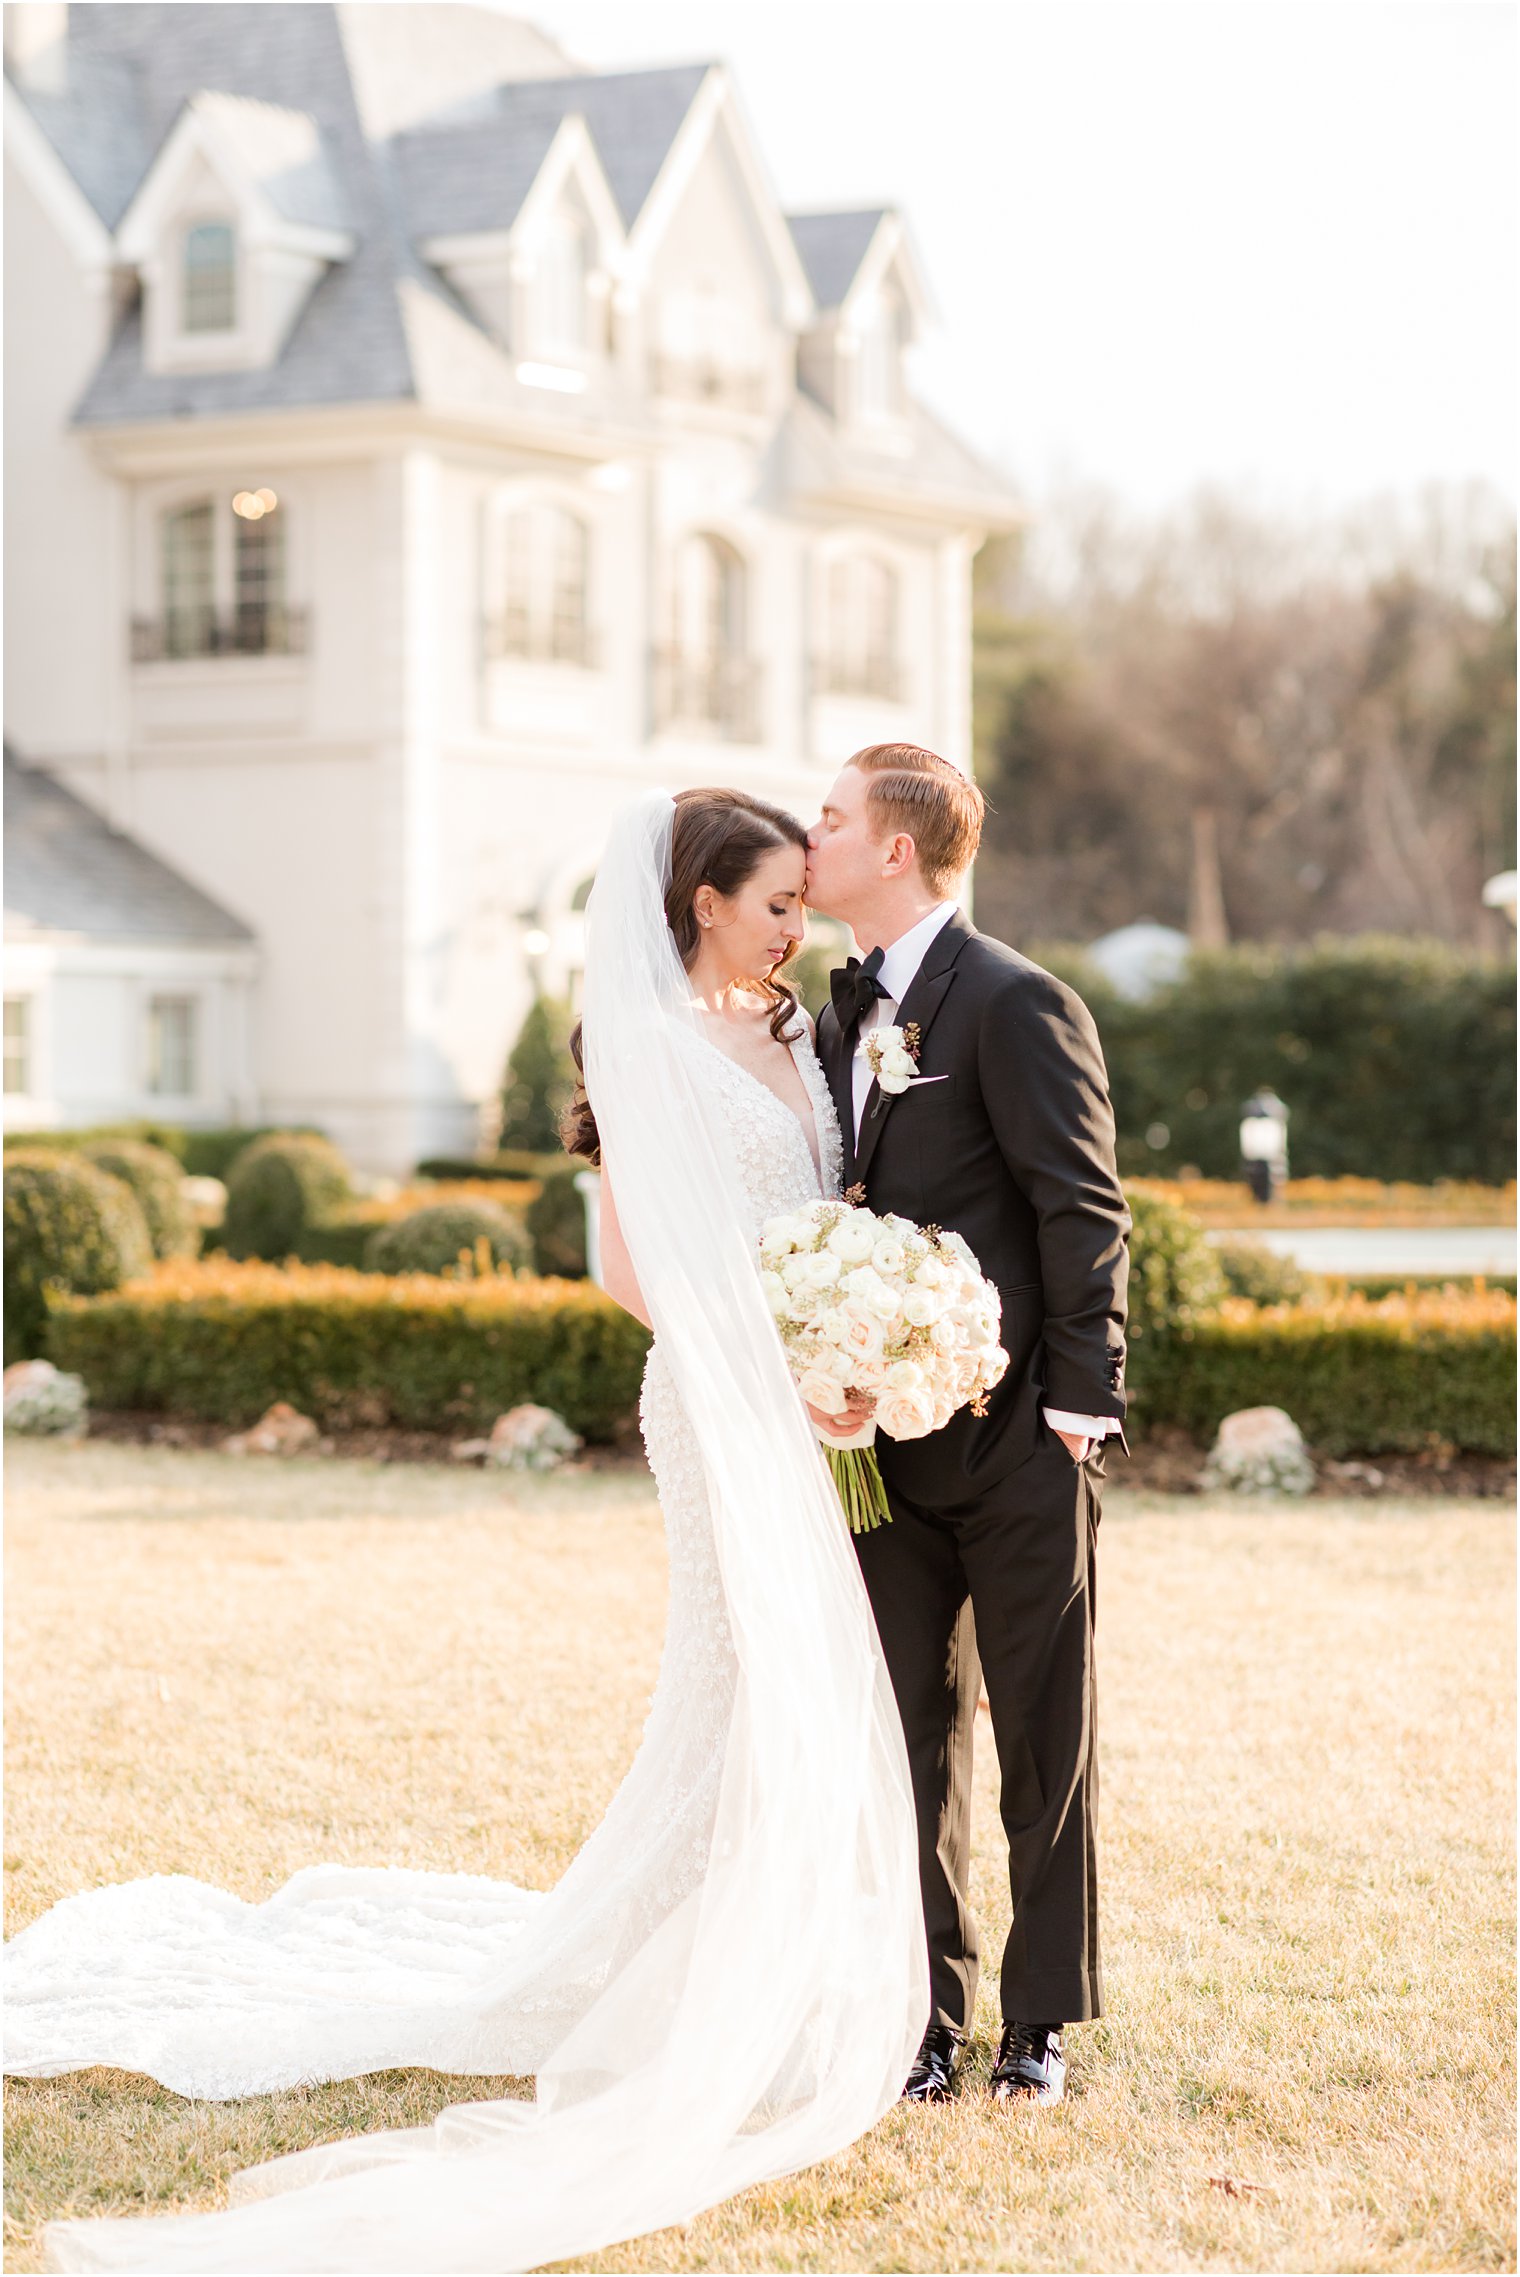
[4,3,68,96]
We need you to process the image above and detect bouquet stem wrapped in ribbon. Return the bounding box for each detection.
[758,1194,1010,1535]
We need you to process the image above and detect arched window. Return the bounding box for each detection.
[492,504,590,665]
[855,281,904,421]
[823,553,900,699]
[142,491,300,661]
[182,220,236,334]
[532,215,588,357]
[162,500,215,657]
[658,534,758,740]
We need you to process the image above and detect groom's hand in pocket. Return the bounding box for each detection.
[1053,1429,1094,1465]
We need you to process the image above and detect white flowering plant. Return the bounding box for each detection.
[860,1019,924,1095]
[759,1191,1009,1532]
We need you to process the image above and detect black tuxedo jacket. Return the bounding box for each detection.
[817,910,1130,1502]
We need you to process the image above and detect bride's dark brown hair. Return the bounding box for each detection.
[562,788,810,1165]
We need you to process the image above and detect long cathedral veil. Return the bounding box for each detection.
[28,789,928,2273]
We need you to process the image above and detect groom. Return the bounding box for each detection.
[807,743,1130,2107]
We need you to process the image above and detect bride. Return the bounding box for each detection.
[5,786,929,2273]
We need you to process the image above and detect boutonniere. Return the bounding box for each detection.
[859,1021,942,1095]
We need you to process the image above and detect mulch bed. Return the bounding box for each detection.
[79,1410,1516,1499]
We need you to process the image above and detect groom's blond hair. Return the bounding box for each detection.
[847,744,984,895]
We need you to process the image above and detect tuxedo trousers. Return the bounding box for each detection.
[854,1435,1104,2034]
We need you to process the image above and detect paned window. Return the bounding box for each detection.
[532,216,587,356]
[183,221,236,333]
[233,501,285,654]
[496,506,590,664]
[824,554,899,697]
[855,282,904,420]
[147,996,197,1096]
[163,501,216,659]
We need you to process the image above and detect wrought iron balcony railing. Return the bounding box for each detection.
[810,653,905,703]
[131,605,309,662]
[652,649,763,744]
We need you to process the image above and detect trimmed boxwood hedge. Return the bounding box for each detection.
[1128,1289,1515,1456]
[80,1139,197,1260]
[45,1259,650,1442]
[4,1150,153,1366]
[221,1134,353,1261]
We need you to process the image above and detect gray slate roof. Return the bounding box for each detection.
[10,5,714,426]
[785,209,888,311]
[10,6,1017,515]
[398,64,713,238]
[3,754,257,944]
[187,90,352,233]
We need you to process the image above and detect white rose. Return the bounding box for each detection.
[826,1214,877,1265]
[901,1286,943,1328]
[875,1385,937,1440]
[798,1367,847,1414]
[938,1229,976,1270]
[759,1215,796,1259]
[931,1315,960,1353]
[851,1353,889,1392]
[912,1256,949,1289]
[760,1269,789,1317]
[806,1251,843,1290]
[870,1235,906,1277]
[983,1344,1010,1387]
[862,1276,901,1322]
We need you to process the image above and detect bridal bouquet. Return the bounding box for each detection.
[759,1194,1009,1533]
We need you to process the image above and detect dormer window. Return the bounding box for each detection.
[855,281,904,422]
[182,219,237,334]
[532,214,588,358]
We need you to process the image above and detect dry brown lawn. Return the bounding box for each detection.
[3,1440,1514,2274]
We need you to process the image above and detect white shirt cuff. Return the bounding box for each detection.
[1043,1409,1120,1439]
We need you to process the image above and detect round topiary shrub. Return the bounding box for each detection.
[1213,1238,1312,1307]
[1125,1186,1226,1353]
[221,1134,353,1261]
[527,1163,589,1278]
[80,1139,196,1260]
[3,1149,153,1364]
[364,1201,529,1278]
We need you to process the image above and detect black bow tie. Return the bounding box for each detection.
[830,947,890,1031]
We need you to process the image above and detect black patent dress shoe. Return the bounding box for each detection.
[901,2023,964,2102]
[990,2020,1066,2104]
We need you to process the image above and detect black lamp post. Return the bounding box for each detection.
[1239,1087,1289,1204]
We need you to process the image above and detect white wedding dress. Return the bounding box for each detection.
[5,791,928,2275]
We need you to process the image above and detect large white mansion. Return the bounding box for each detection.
[3,1,1018,1171]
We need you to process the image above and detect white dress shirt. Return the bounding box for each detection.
[850,902,1118,1456]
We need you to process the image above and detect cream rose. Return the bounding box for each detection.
[838,1307,886,1366]
[875,1384,937,1440]
[798,1367,847,1414]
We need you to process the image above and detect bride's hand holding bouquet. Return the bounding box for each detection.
[758,1192,1009,1532]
